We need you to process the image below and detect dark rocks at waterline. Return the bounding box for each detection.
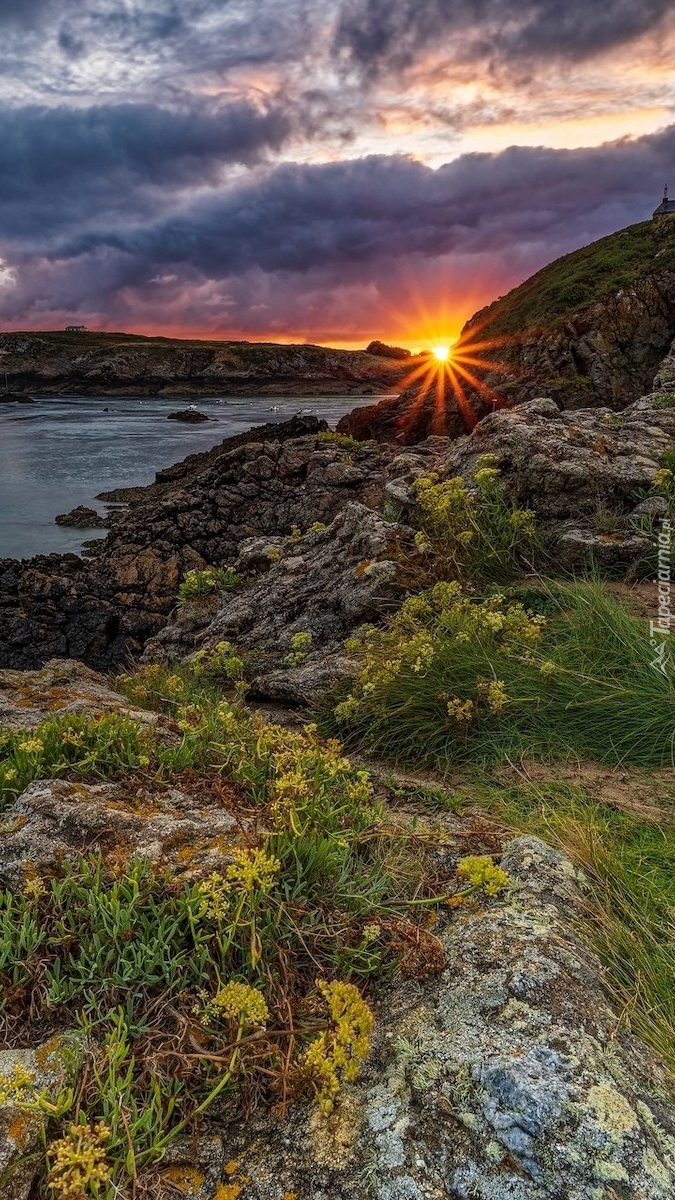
[0,391,33,403]
[167,408,210,423]
[0,414,388,670]
[337,374,496,444]
[55,506,107,529]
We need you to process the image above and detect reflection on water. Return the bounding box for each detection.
[0,394,373,560]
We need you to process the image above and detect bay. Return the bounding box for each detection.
[0,393,374,560]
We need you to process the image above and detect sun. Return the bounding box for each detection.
[432,344,450,362]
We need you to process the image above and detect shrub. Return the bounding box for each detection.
[409,468,541,585]
[329,579,675,769]
[178,566,242,604]
[316,431,365,450]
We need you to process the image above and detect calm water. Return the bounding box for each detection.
[0,394,374,560]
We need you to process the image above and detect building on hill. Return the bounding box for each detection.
[653,185,675,216]
[65,324,87,332]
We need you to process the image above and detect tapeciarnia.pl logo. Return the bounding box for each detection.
[650,519,672,678]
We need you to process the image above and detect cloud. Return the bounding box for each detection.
[51,125,675,275]
[334,0,675,75]
[0,100,292,238]
[1,123,674,339]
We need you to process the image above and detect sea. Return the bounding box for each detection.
[0,394,375,561]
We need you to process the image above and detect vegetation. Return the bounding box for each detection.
[178,566,242,604]
[324,457,675,1079]
[472,219,675,340]
[330,577,675,769]
[0,660,455,1198]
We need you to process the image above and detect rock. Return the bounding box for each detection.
[55,505,107,528]
[441,394,675,519]
[366,341,412,360]
[144,503,416,701]
[0,1037,76,1200]
[0,776,244,889]
[0,417,388,671]
[0,392,33,404]
[167,409,211,423]
[338,375,495,445]
[214,836,675,1200]
[0,658,162,731]
[632,495,669,517]
[422,393,675,570]
[554,526,653,572]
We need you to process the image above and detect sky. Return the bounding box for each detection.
[0,0,674,348]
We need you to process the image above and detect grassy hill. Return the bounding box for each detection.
[468,218,675,340]
[457,216,675,410]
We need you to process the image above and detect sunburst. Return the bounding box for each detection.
[393,318,516,438]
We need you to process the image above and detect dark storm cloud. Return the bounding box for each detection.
[51,124,675,285]
[334,0,675,72]
[0,100,292,237]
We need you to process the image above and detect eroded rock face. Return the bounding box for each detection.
[145,502,417,703]
[214,837,675,1200]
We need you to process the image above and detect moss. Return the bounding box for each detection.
[586,1082,638,1140]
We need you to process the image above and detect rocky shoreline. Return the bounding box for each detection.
[2,370,675,679]
[0,331,413,398]
[2,334,675,1199]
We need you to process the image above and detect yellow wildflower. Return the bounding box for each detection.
[202,982,269,1028]
[17,738,44,755]
[46,1122,111,1200]
[0,1063,36,1105]
[302,980,374,1115]
[456,855,510,898]
[446,698,475,726]
[225,848,281,894]
[23,876,47,903]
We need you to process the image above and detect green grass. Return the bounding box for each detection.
[472,220,675,340]
[0,661,447,1197]
[474,775,675,1071]
[328,578,675,769]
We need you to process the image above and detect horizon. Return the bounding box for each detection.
[0,3,673,343]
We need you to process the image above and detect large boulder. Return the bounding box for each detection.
[0,658,161,731]
[199,837,675,1200]
[439,395,675,520]
[145,502,417,703]
[0,776,243,888]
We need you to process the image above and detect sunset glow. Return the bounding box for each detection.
[0,3,672,341]
[433,345,451,362]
